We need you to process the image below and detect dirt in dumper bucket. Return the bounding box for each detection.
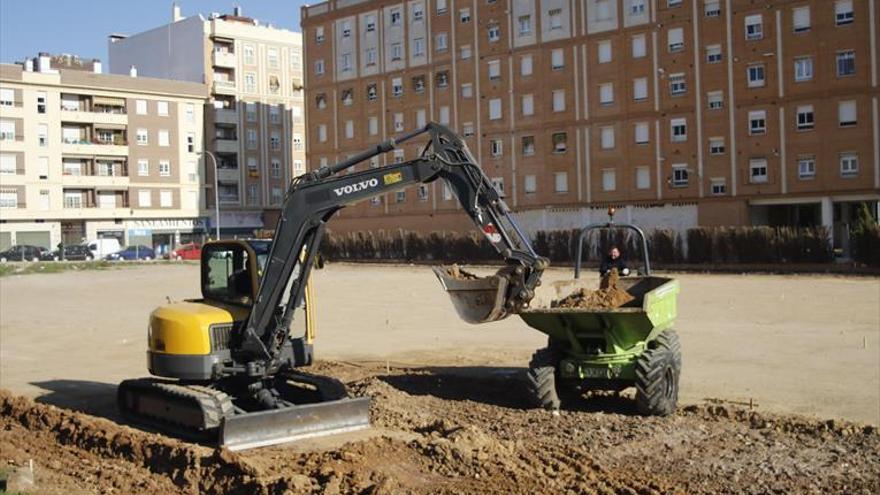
[553,269,635,310]
[444,264,481,280]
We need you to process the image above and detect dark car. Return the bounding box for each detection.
[105,245,155,261]
[41,244,95,261]
[0,245,46,263]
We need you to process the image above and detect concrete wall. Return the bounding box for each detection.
[108,15,206,83]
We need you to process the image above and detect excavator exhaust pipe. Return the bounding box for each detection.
[433,265,512,324]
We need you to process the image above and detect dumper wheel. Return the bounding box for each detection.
[634,330,682,416]
[526,348,561,410]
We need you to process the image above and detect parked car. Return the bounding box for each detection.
[168,243,202,260]
[105,245,155,261]
[86,238,122,259]
[41,244,95,261]
[0,245,46,263]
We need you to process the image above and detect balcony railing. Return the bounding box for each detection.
[213,51,236,68]
[213,79,236,92]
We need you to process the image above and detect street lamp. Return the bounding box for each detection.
[200,151,221,240]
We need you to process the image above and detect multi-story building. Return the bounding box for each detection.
[108,5,306,235]
[0,54,206,252]
[301,0,879,254]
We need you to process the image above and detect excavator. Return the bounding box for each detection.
[118,123,548,450]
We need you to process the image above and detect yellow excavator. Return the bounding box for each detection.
[118,124,548,450]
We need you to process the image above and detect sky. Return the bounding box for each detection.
[0,0,306,64]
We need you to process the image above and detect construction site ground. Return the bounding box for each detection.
[0,263,878,494]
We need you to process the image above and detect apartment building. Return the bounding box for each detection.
[107,6,306,235]
[0,54,206,252]
[302,0,880,254]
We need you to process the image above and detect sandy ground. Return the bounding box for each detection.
[1,263,877,424]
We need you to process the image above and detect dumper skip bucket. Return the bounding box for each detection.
[433,265,511,324]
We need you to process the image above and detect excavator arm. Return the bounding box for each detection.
[239,123,548,369]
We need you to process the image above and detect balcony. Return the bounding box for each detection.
[214,138,239,154]
[60,108,127,126]
[62,140,128,156]
[213,51,236,68]
[214,108,238,125]
[217,168,240,182]
[62,174,130,189]
[213,79,236,94]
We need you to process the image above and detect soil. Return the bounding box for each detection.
[443,264,480,280]
[553,269,636,310]
[2,363,878,494]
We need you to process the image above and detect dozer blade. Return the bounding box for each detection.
[433,265,511,324]
[220,397,371,451]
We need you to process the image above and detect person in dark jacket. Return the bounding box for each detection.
[599,246,630,276]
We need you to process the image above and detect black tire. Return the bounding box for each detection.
[634,330,682,416]
[525,347,561,410]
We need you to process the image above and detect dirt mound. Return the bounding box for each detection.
[443,264,480,280]
[553,269,635,309]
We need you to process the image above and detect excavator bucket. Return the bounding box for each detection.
[220,397,371,451]
[433,265,511,324]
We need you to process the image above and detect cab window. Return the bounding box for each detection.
[203,244,255,305]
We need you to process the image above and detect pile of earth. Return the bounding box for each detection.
[552,269,635,310]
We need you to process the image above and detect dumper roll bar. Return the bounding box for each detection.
[573,208,651,279]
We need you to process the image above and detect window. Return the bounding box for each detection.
[367,84,378,100]
[635,122,650,144]
[837,50,856,77]
[671,164,689,187]
[436,72,449,88]
[416,108,427,128]
[395,190,406,203]
[706,44,722,63]
[749,158,768,183]
[137,159,149,176]
[522,94,534,116]
[524,175,537,194]
[0,154,15,175]
[521,55,533,75]
[413,75,426,93]
[749,110,767,135]
[246,129,257,149]
[391,7,402,25]
[669,73,686,95]
[271,187,282,205]
[796,105,814,130]
[793,6,810,33]
[37,156,48,179]
[670,118,687,142]
[747,64,766,87]
[392,77,403,97]
[243,45,255,64]
[318,125,327,142]
[598,40,612,64]
[668,28,684,52]
[600,126,615,149]
[602,169,616,191]
[436,32,448,51]
[668,0,682,6]
[316,93,327,109]
[268,131,281,150]
[365,15,376,31]
[745,14,763,40]
[246,102,257,122]
[394,149,405,163]
[838,100,857,127]
[368,116,379,135]
[488,60,501,80]
[185,103,195,122]
[439,105,450,124]
[548,8,562,30]
[632,34,647,58]
[159,160,171,177]
[159,190,172,208]
[343,119,354,139]
[436,0,447,15]
[315,59,325,76]
[552,90,566,112]
[157,101,169,116]
[414,38,425,57]
[461,83,473,98]
[341,53,352,72]
[596,0,613,20]
[705,0,721,17]
[391,43,403,61]
[633,78,648,101]
[340,20,352,38]
[34,92,44,114]
[488,24,501,42]
[709,137,725,154]
[158,130,170,147]
[460,8,471,23]
[337,88,352,105]
[460,44,472,59]
[553,132,567,153]
[63,159,82,176]
[835,0,854,26]
[37,124,48,146]
[491,139,503,157]
[138,190,151,207]
[270,159,282,179]
[794,57,813,82]
[418,184,429,201]
[551,49,564,70]
[0,88,13,106]
[489,98,502,120]
[39,190,49,210]
[599,83,614,105]
[519,15,532,35]
[636,167,651,190]
[554,172,568,193]
[394,112,404,132]
[708,90,724,109]
[840,152,858,177]
[269,105,281,124]
[293,133,304,150]
[136,129,148,145]
[798,156,816,179]
[710,178,726,195]
[136,99,147,115]
[522,136,535,155]
[631,0,646,15]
